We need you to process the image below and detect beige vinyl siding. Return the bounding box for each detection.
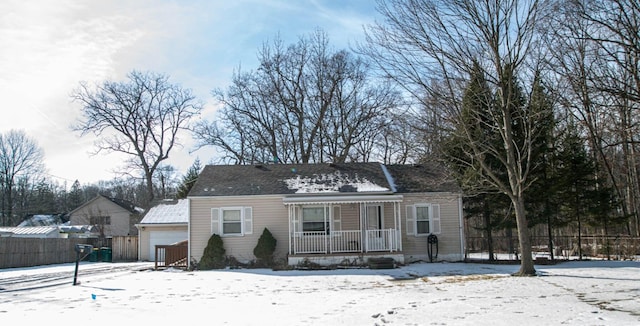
[401,193,462,262]
[383,204,399,229]
[190,196,289,264]
[338,205,359,230]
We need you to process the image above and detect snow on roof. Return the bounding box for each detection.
[139,199,188,224]
[0,226,59,236]
[284,172,390,194]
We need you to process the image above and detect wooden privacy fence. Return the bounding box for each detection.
[111,236,138,261]
[0,236,139,269]
[0,238,87,269]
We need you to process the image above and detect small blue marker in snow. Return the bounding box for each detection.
[91,294,96,300]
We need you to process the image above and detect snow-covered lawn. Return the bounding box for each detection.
[1,260,639,325]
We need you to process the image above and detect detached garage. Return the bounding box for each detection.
[136,199,188,261]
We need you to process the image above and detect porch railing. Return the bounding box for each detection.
[365,229,400,252]
[155,243,188,270]
[292,229,399,254]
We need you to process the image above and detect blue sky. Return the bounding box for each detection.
[0,0,380,186]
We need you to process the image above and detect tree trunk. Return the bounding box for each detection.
[146,173,154,208]
[513,196,536,276]
[483,197,495,261]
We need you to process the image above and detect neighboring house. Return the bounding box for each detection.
[0,226,61,238]
[68,194,143,237]
[187,162,464,268]
[136,199,188,261]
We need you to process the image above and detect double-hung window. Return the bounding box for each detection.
[415,205,430,235]
[222,208,242,235]
[211,207,253,236]
[302,207,328,232]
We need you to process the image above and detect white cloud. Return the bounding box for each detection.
[0,0,379,185]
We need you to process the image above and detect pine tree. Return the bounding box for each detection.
[253,228,277,267]
[523,73,560,258]
[68,180,84,211]
[176,159,202,199]
[555,123,615,259]
[445,61,510,260]
[199,233,226,270]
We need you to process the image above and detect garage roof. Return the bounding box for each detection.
[139,199,188,224]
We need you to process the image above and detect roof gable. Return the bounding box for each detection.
[69,194,142,216]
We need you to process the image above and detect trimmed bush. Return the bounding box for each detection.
[253,228,277,267]
[199,234,226,270]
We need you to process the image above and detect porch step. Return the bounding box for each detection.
[368,257,395,269]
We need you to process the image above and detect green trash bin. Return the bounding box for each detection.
[101,247,112,262]
[89,248,99,262]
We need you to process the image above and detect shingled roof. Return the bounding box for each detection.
[385,162,460,193]
[188,162,460,197]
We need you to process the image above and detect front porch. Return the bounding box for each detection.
[284,194,405,266]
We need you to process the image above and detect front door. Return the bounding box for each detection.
[365,205,385,251]
[366,205,383,231]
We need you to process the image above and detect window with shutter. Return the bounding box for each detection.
[211,207,253,236]
[407,203,441,237]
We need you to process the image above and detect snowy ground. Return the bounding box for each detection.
[1,260,639,325]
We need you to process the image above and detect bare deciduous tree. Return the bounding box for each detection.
[71,70,203,207]
[546,0,640,235]
[0,130,44,226]
[193,30,400,164]
[361,0,547,275]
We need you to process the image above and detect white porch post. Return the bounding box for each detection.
[288,204,292,255]
[392,202,397,252]
[361,203,368,253]
[397,202,403,251]
[324,203,329,254]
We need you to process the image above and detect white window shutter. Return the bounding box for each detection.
[243,207,253,235]
[291,206,300,233]
[211,208,220,235]
[405,205,416,236]
[431,204,441,234]
[332,205,341,231]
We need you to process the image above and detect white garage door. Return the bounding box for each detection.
[149,230,188,260]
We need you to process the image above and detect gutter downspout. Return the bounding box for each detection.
[187,198,191,270]
[458,194,465,261]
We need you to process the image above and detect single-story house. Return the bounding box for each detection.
[68,194,144,237]
[187,162,464,268]
[136,199,188,261]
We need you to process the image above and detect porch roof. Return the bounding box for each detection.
[283,194,403,205]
